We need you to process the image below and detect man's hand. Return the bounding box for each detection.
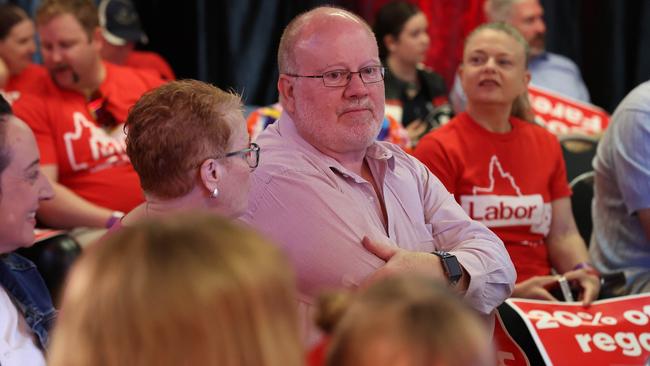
[564,268,601,306]
[361,236,447,286]
[512,276,562,301]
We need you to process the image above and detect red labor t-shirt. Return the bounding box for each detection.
[413,112,572,282]
[1,64,50,104]
[13,62,164,213]
[125,50,175,81]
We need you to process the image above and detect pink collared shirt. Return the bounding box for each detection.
[242,113,515,336]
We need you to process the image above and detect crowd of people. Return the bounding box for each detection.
[0,0,647,365]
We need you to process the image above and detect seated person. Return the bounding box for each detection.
[0,3,50,103]
[450,0,591,112]
[325,275,494,366]
[244,6,516,342]
[12,0,163,237]
[98,0,175,80]
[48,213,303,366]
[414,22,600,304]
[373,0,453,146]
[0,95,55,366]
[119,80,255,227]
[590,80,650,294]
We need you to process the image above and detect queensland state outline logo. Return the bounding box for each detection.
[460,155,551,236]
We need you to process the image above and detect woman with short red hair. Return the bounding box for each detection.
[115,79,258,228]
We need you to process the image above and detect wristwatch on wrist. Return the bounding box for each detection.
[431,251,463,285]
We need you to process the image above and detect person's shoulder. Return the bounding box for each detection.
[126,51,175,80]
[104,61,164,89]
[614,80,650,115]
[544,52,580,72]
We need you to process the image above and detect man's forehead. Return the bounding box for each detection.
[511,0,543,19]
[38,12,85,33]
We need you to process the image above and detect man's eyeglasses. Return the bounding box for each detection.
[217,143,260,169]
[284,65,385,87]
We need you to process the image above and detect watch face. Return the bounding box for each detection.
[445,256,463,284]
[434,251,462,284]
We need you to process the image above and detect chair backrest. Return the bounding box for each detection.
[560,134,599,183]
[569,171,595,244]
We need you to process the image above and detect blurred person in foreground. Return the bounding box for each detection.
[325,274,494,366]
[48,213,303,366]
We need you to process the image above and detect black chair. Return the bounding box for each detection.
[560,133,599,183]
[569,171,595,245]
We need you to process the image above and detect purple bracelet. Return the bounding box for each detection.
[105,211,124,229]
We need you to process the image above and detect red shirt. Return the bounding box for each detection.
[125,50,175,80]
[1,64,50,104]
[13,62,164,213]
[414,112,571,282]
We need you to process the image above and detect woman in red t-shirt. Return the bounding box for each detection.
[414,23,600,305]
[0,4,49,97]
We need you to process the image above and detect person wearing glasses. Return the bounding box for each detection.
[109,79,255,230]
[243,6,515,343]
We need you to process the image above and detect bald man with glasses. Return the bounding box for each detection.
[242,6,516,342]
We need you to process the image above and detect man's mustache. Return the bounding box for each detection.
[50,64,80,83]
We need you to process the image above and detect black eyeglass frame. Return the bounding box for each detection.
[283,66,385,87]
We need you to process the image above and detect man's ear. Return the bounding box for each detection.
[278,74,296,114]
[198,158,222,194]
[92,27,103,50]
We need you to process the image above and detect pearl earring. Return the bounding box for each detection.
[210,187,219,198]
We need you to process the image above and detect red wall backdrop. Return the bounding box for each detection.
[355,0,487,89]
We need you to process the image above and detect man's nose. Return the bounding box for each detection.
[343,72,370,98]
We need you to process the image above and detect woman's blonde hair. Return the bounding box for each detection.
[326,275,494,366]
[48,213,302,366]
[464,22,534,122]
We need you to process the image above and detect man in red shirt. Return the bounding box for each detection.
[98,0,175,80]
[12,0,163,235]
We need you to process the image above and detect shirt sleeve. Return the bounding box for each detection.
[417,161,517,315]
[12,95,58,166]
[611,109,650,215]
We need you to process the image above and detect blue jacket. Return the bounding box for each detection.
[0,253,57,350]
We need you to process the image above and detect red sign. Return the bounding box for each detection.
[528,85,610,136]
[494,311,531,366]
[507,294,650,366]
